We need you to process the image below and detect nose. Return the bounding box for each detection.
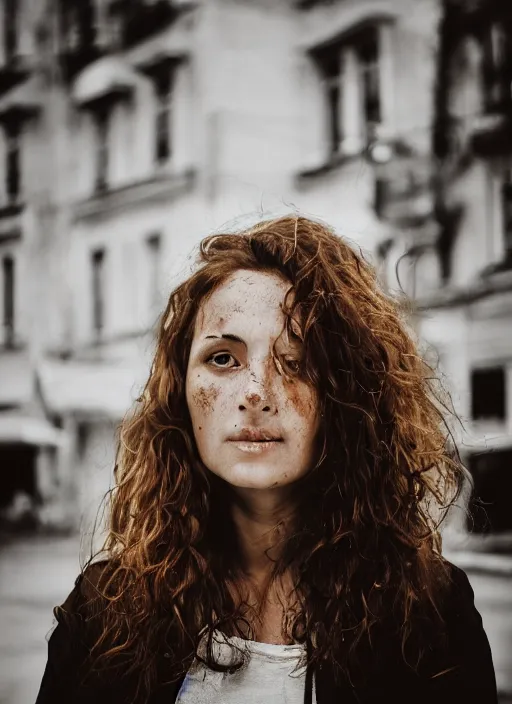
[239,392,272,413]
[238,368,277,414]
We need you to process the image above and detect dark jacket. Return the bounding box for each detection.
[35,560,498,704]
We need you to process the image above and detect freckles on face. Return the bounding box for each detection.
[191,383,219,415]
[185,269,320,490]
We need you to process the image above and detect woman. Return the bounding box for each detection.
[35,215,497,704]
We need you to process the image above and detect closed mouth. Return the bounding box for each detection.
[228,429,283,442]
[233,439,283,443]
[228,438,283,453]
[228,438,283,443]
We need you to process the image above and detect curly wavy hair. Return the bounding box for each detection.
[71,215,467,703]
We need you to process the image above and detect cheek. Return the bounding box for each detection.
[284,380,319,424]
[188,380,220,422]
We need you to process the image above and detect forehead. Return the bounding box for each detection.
[195,270,290,334]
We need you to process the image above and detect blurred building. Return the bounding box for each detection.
[0,0,508,550]
[413,0,512,552]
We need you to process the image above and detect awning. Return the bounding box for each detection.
[0,75,42,124]
[38,359,148,420]
[0,412,65,447]
[72,56,139,110]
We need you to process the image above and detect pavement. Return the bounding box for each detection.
[0,534,82,704]
[0,534,511,704]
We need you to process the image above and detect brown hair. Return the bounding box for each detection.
[72,215,466,702]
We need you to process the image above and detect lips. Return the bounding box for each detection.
[228,428,283,442]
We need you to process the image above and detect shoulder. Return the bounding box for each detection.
[441,560,479,623]
[53,559,119,640]
[36,560,136,703]
[59,560,114,610]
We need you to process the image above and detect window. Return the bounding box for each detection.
[468,448,512,534]
[501,173,512,261]
[2,255,14,346]
[356,26,381,136]
[374,177,388,219]
[5,124,21,204]
[481,21,511,113]
[3,0,17,62]
[471,367,506,421]
[146,233,161,310]
[316,45,343,156]
[91,248,106,335]
[155,72,173,164]
[94,111,109,192]
[313,24,382,159]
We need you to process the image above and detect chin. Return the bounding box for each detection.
[215,462,292,490]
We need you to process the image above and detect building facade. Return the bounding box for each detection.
[2,0,503,548]
[412,0,512,551]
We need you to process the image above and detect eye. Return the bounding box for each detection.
[283,356,301,374]
[207,352,239,369]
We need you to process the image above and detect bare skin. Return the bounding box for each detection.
[185,270,320,643]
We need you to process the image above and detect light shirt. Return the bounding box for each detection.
[176,629,317,704]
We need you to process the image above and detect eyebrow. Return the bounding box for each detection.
[204,333,245,343]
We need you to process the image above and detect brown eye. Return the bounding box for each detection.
[283,357,301,374]
[207,352,238,369]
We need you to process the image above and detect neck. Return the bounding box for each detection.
[230,486,298,581]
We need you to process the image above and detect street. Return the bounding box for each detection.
[0,534,511,704]
[0,534,82,704]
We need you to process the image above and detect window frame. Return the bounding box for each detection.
[312,22,382,161]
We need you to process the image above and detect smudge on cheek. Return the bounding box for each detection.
[191,384,219,415]
[284,379,317,420]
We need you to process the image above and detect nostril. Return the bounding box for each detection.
[262,406,271,412]
[238,405,245,411]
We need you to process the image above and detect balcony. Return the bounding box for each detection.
[295,151,361,186]
[73,168,196,222]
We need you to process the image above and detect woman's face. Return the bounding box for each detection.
[185,270,320,491]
